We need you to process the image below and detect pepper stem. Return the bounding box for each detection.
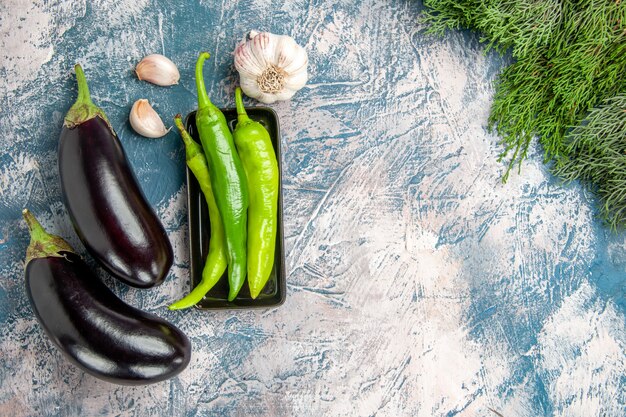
[235,87,252,124]
[173,114,190,144]
[23,209,74,265]
[195,52,212,110]
[174,114,203,161]
[64,64,110,128]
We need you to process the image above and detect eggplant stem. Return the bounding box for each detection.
[74,64,94,106]
[195,52,212,110]
[64,64,111,128]
[22,209,47,242]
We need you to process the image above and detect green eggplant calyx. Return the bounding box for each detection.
[23,209,75,265]
[64,64,111,129]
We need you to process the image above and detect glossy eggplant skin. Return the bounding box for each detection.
[25,252,191,385]
[58,116,173,288]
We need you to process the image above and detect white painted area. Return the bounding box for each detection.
[0,151,40,197]
[537,283,626,417]
[0,0,86,95]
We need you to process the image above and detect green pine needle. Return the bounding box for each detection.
[554,95,626,230]
[421,0,626,228]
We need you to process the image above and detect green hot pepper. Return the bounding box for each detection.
[195,53,249,301]
[169,115,227,310]
[233,87,279,299]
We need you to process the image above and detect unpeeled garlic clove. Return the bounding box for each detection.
[135,54,180,86]
[129,99,170,138]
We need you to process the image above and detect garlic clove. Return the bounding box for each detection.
[135,54,180,86]
[256,32,280,67]
[275,36,308,73]
[240,76,263,100]
[257,92,279,104]
[234,40,265,77]
[283,51,308,76]
[129,99,170,138]
[273,89,297,102]
[284,70,308,91]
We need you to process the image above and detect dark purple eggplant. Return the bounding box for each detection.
[22,209,190,385]
[58,64,172,288]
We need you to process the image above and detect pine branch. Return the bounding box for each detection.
[553,95,626,230]
[421,0,626,227]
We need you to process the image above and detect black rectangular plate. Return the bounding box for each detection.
[184,108,286,309]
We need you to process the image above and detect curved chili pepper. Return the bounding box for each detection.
[195,53,249,301]
[169,115,227,310]
[233,87,279,299]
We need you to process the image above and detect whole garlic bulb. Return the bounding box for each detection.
[129,99,170,138]
[135,54,180,86]
[234,31,308,104]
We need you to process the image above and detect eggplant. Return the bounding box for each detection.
[58,64,173,288]
[22,209,191,385]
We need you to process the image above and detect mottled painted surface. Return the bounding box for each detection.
[1,0,625,416]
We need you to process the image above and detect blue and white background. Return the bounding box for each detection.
[1,1,625,416]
